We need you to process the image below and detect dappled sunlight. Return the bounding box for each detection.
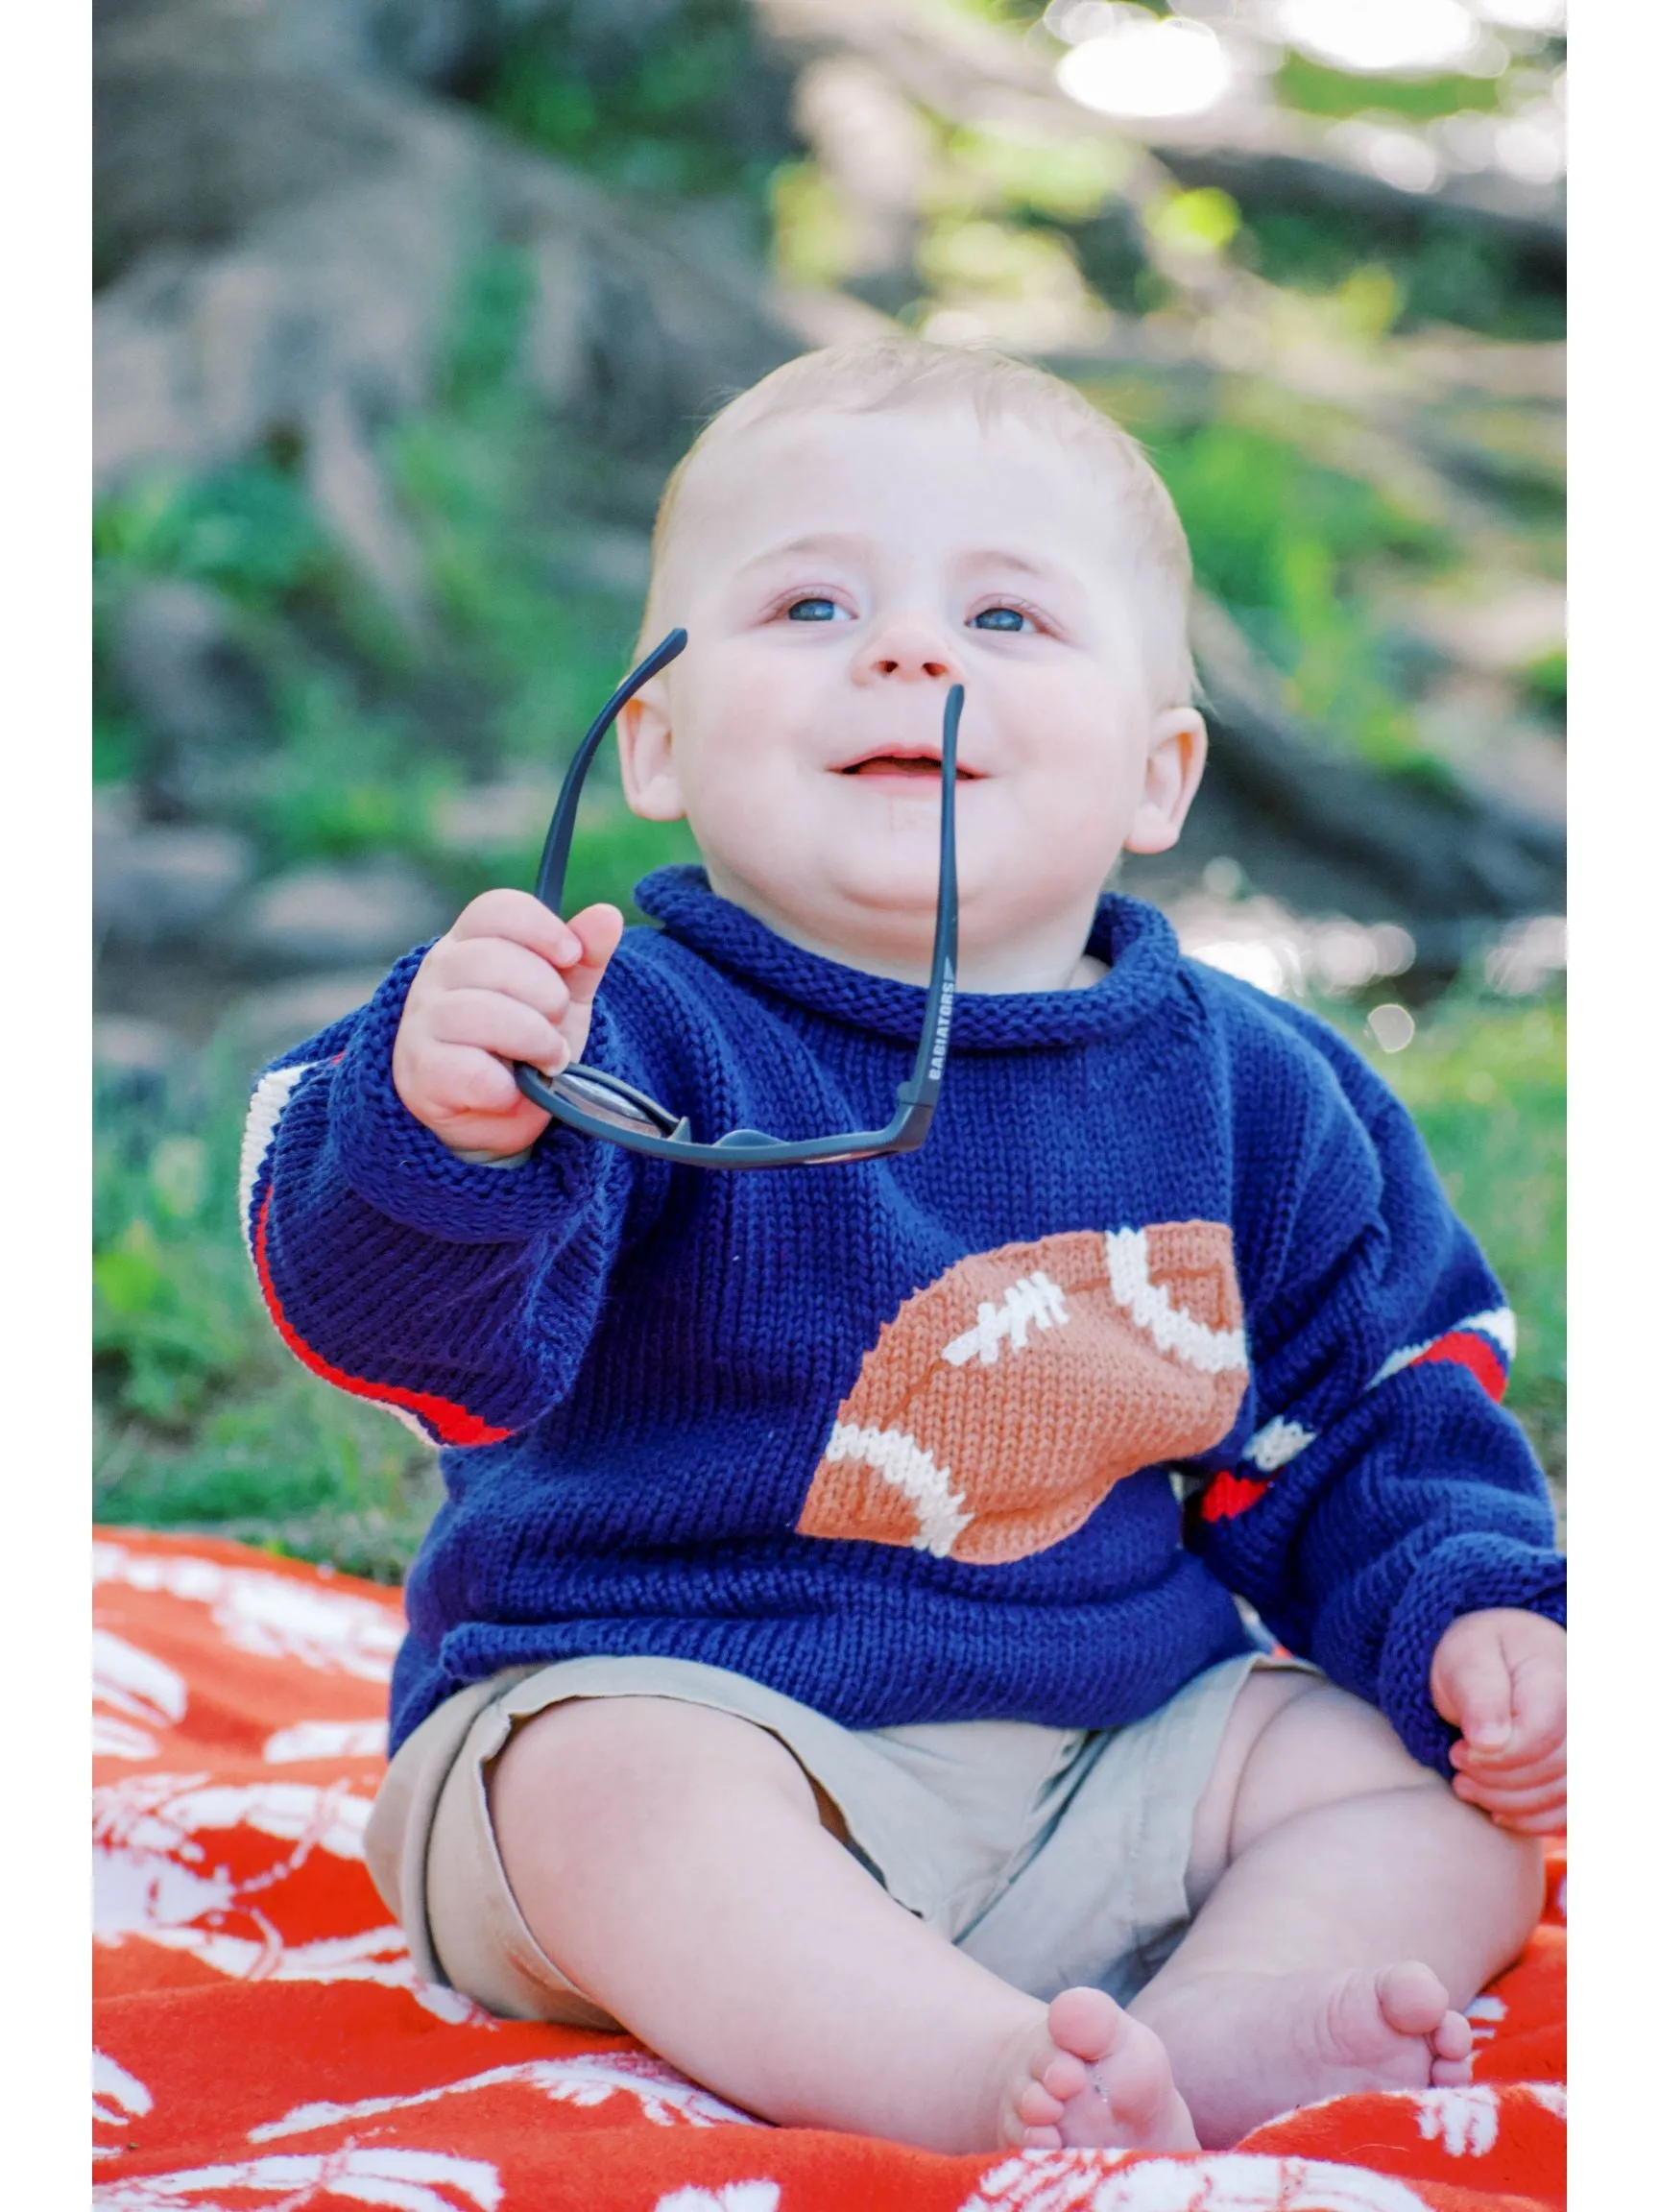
[1276,0,1483,76]
[1055,11,1234,122]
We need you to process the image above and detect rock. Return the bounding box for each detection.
[302,384,431,635]
[94,821,257,949]
[430,777,560,854]
[94,5,796,496]
[231,862,447,973]
[1155,596,1568,962]
[222,967,393,1074]
[94,1015,193,1096]
[547,526,653,600]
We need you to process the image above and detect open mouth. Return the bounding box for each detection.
[838,752,979,780]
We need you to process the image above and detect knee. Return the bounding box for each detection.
[1234,1678,1548,1918]
[1226,1677,1440,1860]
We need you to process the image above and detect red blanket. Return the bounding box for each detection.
[93,1529,1564,2212]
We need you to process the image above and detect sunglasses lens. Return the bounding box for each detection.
[553,1067,678,1137]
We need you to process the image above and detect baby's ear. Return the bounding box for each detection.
[1125,707,1207,856]
[617,686,685,822]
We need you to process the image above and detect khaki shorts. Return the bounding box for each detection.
[366,1650,1313,2032]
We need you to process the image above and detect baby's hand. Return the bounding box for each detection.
[1430,1607,1565,1835]
[393,890,625,1158]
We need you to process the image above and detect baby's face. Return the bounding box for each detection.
[619,405,1204,989]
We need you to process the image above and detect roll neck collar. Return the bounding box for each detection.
[632,865,1182,1052]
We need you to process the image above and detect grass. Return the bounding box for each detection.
[94,971,1566,1580]
[1342,987,1566,1512]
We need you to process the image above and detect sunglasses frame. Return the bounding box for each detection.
[513,628,960,1167]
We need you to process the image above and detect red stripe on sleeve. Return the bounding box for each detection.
[1410,1330,1508,1403]
[1200,1469,1271,1523]
[252,1191,514,1447]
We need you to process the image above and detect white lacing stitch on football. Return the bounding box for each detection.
[823,1423,974,1556]
[940,1272,1070,1368]
[237,1061,316,1252]
[1242,1415,1315,1472]
[1102,1230,1248,1376]
[1369,1306,1517,1390]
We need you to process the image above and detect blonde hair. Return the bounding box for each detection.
[639,337,1195,706]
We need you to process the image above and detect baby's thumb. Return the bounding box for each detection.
[562,903,626,1007]
[1435,1637,1514,1754]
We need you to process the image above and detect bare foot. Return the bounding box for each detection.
[1138,1960,1475,2147]
[996,1985,1200,2152]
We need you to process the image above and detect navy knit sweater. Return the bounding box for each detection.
[241,867,1563,1770]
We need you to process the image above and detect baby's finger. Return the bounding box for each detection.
[426,990,569,1072]
[450,888,584,966]
[1491,1802,1567,1837]
[1453,1769,1566,1819]
[430,936,572,1024]
[416,1041,527,1119]
[1452,1739,1565,1788]
[559,904,626,1008]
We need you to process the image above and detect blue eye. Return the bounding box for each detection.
[786,597,841,622]
[973,605,1030,633]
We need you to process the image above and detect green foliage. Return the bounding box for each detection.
[1241,211,1563,344]
[945,123,1132,226]
[1150,416,1449,773]
[438,243,538,412]
[253,672,439,867]
[771,159,855,288]
[480,1,786,208]
[1521,644,1567,724]
[94,1058,438,1578]
[1146,186,1241,257]
[93,457,335,609]
[1276,55,1506,123]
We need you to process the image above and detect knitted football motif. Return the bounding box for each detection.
[795,1223,1248,1564]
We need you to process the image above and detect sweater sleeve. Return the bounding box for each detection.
[1185,990,1564,1777]
[238,941,656,1446]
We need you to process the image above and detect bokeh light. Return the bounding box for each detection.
[1056,12,1234,121]
[1277,0,1481,75]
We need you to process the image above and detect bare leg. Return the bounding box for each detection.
[488,1695,1198,2156]
[1131,1671,1546,2148]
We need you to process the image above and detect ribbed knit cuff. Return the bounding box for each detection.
[1378,1533,1567,1776]
[326,943,624,1244]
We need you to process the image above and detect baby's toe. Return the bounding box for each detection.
[1017,2080,1066,2128]
[1430,2051,1476,2087]
[1431,2010,1473,2064]
[1022,2123,1063,2151]
[1041,2050,1090,2103]
[1047,1985,1123,2065]
[1375,1961,1452,2040]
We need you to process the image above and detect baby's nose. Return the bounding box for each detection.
[854,617,961,685]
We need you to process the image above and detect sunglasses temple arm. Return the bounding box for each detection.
[533,628,690,911]
[899,681,962,1114]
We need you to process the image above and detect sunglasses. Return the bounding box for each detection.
[513,629,960,1167]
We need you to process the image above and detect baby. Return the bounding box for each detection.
[244,339,1566,2156]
